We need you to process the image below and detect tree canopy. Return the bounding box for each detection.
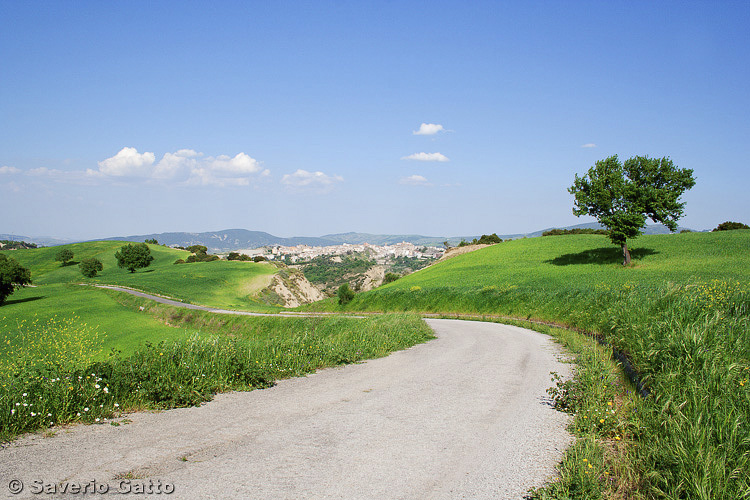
[55,248,74,266]
[569,155,695,265]
[114,243,154,273]
[0,253,32,305]
[713,221,749,231]
[79,257,104,278]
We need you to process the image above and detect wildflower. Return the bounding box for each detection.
[94,384,100,389]
[103,387,109,394]
[599,419,605,423]
[84,407,89,412]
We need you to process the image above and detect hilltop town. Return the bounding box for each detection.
[234,241,445,264]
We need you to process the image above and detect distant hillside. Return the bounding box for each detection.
[0,234,73,247]
[5,223,698,252]
[98,229,339,253]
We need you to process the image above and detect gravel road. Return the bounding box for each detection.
[0,319,572,500]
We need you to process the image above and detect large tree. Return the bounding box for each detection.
[569,155,695,265]
[115,243,154,273]
[0,253,32,305]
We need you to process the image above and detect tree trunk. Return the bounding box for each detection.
[622,243,631,266]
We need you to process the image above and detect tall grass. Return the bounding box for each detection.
[0,312,433,441]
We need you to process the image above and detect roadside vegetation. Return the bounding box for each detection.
[311,230,750,499]
[0,289,432,441]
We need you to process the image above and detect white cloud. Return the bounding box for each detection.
[413,123,445,135]
[93,147,267,187]
[281,169,344,193]
[399,175,432,186]
[97,147,156,177]
[581,143,597,148]
[153,149,201,180]
[401,152,450,162]
[0,166,20,174]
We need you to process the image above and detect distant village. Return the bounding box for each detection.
[234,242,445,264]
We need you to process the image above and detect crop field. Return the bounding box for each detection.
[312,230,750,499]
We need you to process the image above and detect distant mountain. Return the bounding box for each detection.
[98,229,339,253]
[321,232,458,247]
[0,234,73,247]
[4,223,699,252]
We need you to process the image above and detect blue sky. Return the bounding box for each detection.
[2,1,748,240]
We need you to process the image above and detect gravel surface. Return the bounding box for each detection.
[0,319,572,500]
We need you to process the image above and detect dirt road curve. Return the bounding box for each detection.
[0,319,572,500]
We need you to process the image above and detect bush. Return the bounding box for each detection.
[174,259,185,265]
[383,272,400,284]
[713,221,750,231]
[337,283,355,305]
[542,228,609,236]
[477,233,502,245]
[79,258,103,278]
[253,256,267,262]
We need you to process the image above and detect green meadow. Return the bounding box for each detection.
[7,241,279,310]
[0,242,434,441]
[313,230,750,500]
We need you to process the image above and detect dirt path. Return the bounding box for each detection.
[92,284,344,317]
[0,319,571,500]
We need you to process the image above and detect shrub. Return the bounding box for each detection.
[79,258,103,278]
[253,256,267,262]
[477,233,502,245]
[337,283,355,305]
[383,272,400,284]
[174,259,185,265]
[713,221,750,231]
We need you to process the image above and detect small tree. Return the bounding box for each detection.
[145,238,159,245]
[55,248,74,266]
[569,155,695,265]
[713,221,749,231]
[0,253,32,305]
[337,283,355,305]
[115,243,154,273]
[79,257,103,278]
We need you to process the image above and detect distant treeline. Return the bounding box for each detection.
[0,240,38,250]
[542,228,609,236]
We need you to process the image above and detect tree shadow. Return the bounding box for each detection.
[3,295,46,306]
[62,261,79,267]
[546,247,659,266]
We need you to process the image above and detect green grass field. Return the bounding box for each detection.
[312,230,750,500]
[7,241,280,311]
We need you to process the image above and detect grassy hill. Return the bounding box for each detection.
[311,230,750,499]
[0,242,433,441]
[319,230,749,314]
[7,241,279,310]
